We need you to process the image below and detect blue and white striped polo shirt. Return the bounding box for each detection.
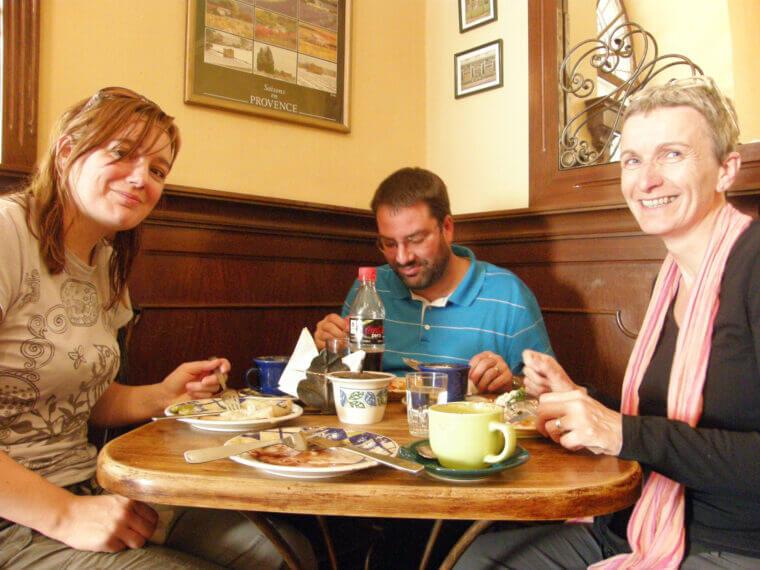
[341,245,553,376]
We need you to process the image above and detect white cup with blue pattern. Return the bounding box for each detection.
[328,371,395,425]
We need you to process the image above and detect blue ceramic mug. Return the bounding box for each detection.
[417,362,470,402]
[244,356,289,395]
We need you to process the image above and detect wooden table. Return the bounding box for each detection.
[97,403,641,568]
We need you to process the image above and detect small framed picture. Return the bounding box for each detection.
[458,0,498,33]
[454,40,503,98]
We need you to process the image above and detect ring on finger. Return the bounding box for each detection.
[555,418,563,432]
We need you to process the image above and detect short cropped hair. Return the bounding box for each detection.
[623,76,740,162]
[370,167,451,225]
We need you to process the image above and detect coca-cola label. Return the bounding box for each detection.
[349,317,384,346]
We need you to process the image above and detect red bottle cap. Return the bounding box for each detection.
[358,267,377,281]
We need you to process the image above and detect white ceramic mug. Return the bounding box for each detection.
[328,371,394,425]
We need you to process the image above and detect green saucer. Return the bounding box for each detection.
[399,440,530,482]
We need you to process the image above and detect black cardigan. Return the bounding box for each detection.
[612,219,760,557]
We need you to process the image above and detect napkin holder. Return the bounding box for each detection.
[296,350,348,414]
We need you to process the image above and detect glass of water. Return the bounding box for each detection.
[406,372,448,437]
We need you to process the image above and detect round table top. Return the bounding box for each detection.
[97,402,641,521]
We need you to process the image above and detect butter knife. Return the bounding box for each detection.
[184,436,292,463]
[151,411,224,421]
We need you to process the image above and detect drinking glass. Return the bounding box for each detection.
[406,372,448,437]
[326,336,350,359]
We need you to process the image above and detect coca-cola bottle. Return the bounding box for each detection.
[347,267,385,371]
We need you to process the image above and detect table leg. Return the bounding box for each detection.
[439,520,494,570]
[316,515,339,570]
[418,519,444,570]
[239,510,304,570]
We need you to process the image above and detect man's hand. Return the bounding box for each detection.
[50,494,158,552]
[161,357,230,402]
[522,349,580,397]
[314,313,348,350]
[468,351,512,393]
[537,390,623,456]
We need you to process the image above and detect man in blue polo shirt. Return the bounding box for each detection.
[314,167,553,393]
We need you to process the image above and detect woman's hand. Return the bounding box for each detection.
[537,390,623,455]
[522,349,580,397]
[50,494,157,552]
[161,357,230,402]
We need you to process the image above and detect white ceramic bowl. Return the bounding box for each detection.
[328,371,395,425]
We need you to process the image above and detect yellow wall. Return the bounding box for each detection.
[31,0,760,214]
[38,0,426,210]
[425,0,529,213]
[729,0,760,143]
[627,0,734,94]
[625,0,759,144]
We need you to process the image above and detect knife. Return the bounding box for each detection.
[152,411,225,421]
[184,436,295,463]
[299,435,424,474]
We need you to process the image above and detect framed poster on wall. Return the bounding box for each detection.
[185,0,351,131]
[454,39,503,98]
[458,0,497,33]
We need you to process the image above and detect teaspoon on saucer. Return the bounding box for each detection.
[415,442,437,460]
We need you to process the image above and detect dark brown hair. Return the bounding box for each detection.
[21,86,180,309]
[370,167,451,225]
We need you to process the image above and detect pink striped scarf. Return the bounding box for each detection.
[591,204,752,570]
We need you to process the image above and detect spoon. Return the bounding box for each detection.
[402,357,421,370]
[416,442,437,460]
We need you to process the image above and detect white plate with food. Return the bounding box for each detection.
[495,388,542,438]
[508,414,541,438]
[164,396,303,432]
[388,376,406,401]
[227,426,399,478]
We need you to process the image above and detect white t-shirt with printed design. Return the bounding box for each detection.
[0,198,133,486]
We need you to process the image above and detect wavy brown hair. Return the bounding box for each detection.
[19,86,180,309]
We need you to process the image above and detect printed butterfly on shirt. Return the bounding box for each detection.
[68,345,86,369]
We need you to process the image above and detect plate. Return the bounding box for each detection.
[509,416,542,438]
[164,396,303,432]
[398,440,529,482]
[388,377,406,401]
[227,427,399,478]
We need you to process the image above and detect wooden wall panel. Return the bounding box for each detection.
[124,188,379,388]
[462,235,664,399]
[458,193,757,399]
[2,0,40,171]
[127,307,336,390]
[3,172,758,403]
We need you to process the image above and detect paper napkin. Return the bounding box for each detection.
[341,349,365,372]
[278,328,320,397]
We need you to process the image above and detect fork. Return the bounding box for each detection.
[213,362,240,412]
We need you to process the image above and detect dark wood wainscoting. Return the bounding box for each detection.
[457,192,759,404]
[132,193,662,401]
[3,170,757,403]
[127,187,380,388]
[457,207,664,405]
[131,188,756,403]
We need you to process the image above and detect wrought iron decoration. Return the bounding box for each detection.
[559,21,703,168]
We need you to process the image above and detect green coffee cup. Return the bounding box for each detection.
[428,401,517,470]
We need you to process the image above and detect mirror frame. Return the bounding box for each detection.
[528,0,760,211]
[1,0,40,173]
